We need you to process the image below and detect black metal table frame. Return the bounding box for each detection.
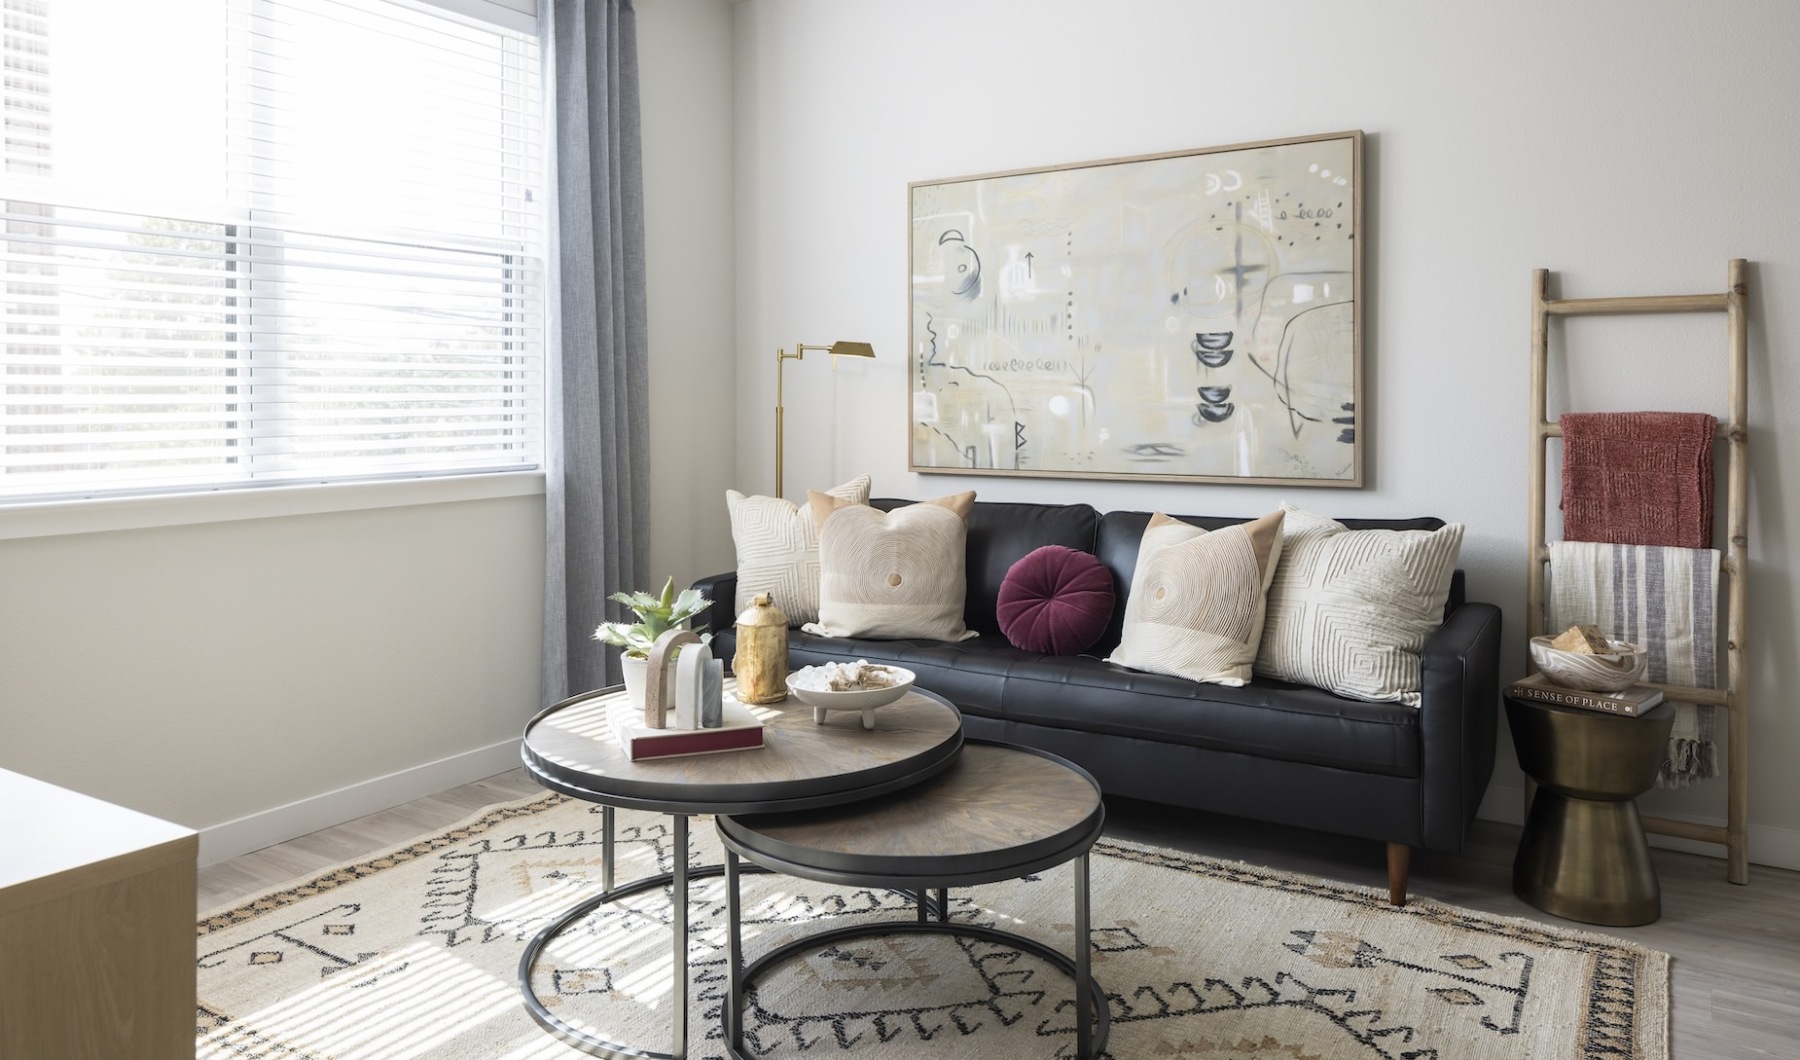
[517,688,964,1060]
[714,753,1110,1060]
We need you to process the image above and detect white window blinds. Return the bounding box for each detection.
[1,0,544,502]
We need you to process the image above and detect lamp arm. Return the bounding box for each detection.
[774,341,872,499]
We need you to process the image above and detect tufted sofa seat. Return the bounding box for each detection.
[694,498,1501,904]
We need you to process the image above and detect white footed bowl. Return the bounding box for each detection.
[1529,635,1648,692]
[786,664,916,711]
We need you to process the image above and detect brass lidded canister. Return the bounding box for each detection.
[732,593,790,704]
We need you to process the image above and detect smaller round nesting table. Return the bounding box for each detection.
[1506,694,1677,926]
[715,741,1109,1060]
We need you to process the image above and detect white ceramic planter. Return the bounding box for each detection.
[620,653,648,711]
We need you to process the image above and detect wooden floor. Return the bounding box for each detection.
[199,768,1800,1059]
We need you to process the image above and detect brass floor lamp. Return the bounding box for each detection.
[774,341,874,498]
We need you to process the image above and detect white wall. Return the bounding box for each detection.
[733,0,1800,866]
[639,0,740,587]
[0,481,545,863]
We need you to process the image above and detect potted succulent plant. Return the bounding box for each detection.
[594,577,712,709]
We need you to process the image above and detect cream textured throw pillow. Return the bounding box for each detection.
[802,491,979,642]
[726,474,871,625]
[1107,510,1285,685]
[1256,504,1464,706]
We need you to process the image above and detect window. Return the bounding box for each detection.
[0,0,544,502]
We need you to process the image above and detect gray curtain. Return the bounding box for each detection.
[542,0,650,705]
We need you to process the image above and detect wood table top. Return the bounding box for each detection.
[522,682,963,815]
[717,742,1105,887]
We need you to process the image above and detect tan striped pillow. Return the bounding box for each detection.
[1255,504,1464,705]
[1107,510,1285,685]
[802,491,979,642]
[726,474,871,625]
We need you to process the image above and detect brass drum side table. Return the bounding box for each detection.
[1506,695,1676,926]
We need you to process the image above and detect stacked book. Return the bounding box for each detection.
[1507,672,1665,717]
[610,697,766,761]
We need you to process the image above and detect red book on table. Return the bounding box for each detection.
[609,698,766,761]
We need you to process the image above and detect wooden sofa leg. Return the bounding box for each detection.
[1386,843,1410,907]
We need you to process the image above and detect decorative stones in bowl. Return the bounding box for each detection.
[787,662,917,730]
[1528,635,1649,692]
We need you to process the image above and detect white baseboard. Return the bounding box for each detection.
[1478,784,1800,874]
[198,739,524,866]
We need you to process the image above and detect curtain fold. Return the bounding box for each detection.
[542,0,650,705]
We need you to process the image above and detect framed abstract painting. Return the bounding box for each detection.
[908,130,1363,486]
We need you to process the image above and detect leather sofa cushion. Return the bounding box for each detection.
[779,630,1421,778]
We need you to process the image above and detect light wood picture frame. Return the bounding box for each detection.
[908,130,1364,487]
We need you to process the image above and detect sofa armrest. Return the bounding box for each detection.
[1417,601,1503,852]
[690,572,738,638]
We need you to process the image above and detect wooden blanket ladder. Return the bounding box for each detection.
[1527,259,1750,884]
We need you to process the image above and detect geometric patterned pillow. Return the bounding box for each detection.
[726,474,871,625]
[1106,510,1284,685]
[1255,503,1464,706]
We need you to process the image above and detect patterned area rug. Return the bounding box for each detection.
[196,794,1669,1059]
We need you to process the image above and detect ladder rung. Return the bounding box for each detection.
[1532,546,1741,578]
[1544,293,1730,315]
[1538,421,1734,440]
[1640,681,1732,707]
[1642,815,1728,845]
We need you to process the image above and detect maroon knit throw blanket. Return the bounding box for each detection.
[1560,411,1716,549]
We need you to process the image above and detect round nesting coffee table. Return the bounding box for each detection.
[715,741,1109,1060]
[520,684,963,1059]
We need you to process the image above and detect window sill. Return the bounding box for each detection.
[0,471,546,541]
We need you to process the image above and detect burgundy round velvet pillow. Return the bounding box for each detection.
[996,544,1116,655]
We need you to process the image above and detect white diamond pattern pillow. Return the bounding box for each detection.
[726,474,871,625]
[802,491,979,642]
[1256,504,1464,706]
[1108,511,1285,686]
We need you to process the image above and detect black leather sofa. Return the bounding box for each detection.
[694,498,1501,904]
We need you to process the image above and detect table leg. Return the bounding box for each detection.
[935,887,949,923]
[1075,852,1092,1060]
[916,890,928,923]
[521,812,775,1059]
[602,805,615,893]
[725,849,744,1053]
[671,815,689,1058]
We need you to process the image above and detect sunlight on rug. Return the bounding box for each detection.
[196,793,1669,1059]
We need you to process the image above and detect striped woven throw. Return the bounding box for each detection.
[1548,541,1719,787]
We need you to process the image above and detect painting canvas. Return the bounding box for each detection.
[909,131,1363,486]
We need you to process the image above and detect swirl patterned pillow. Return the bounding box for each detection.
[996,545,1116,655]
[1107,510,1286,685]
[801,491,979,642]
